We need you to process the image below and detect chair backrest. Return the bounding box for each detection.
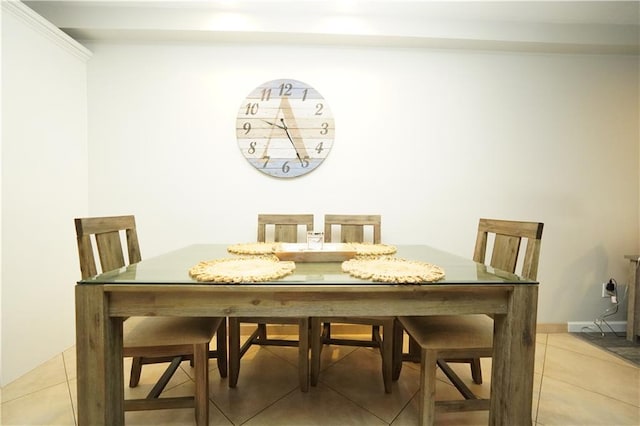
[473,218,544,280]
[324,214,381,244]
[75,215,141,279]
[257,214,314,243]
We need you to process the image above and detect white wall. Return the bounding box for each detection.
[86,42,638,326]
[0,0,636,392]
[1,2,90,385]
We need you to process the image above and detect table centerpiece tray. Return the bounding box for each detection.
[274,243,357,262]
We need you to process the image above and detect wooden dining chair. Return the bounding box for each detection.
[310,214,396,393]
[396,218,544,425]
[75,215,227,425]
[228,214,313,391]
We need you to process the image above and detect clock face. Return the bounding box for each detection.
[236,79,335,178]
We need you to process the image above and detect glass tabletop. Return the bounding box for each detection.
[78,244,533,286]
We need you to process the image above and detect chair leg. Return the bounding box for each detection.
[228,318,240,388]
[407,335,421,362]
[310,318,322,386]
[194,343,209,426]
[257,323,267,341]
[381,320,393,393]
[146,356,182,399]
[437,360,477,400]
[322,322,331,342]
[129,357,143,387]
[371,324,379,341]
[392,319,403,380]
[470,358,482,384]
[298,318,309,392]
[419,348,437,426]
[216,319,228,378]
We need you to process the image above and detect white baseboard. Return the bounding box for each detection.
[567,321,627,333]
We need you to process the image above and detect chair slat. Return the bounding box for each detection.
[490,234,520,273]
[95,231,126,273]
[324,214,381,244]
[257,214,314,243]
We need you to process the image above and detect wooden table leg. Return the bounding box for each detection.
[490,285,537,426]
[75,285,124,426]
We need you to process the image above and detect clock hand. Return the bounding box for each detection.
[262,119,285,130]
[280,119,305,166]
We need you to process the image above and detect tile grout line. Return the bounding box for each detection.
[539,373,640,409]
[61,351,78,426]
[199,360,235,426]
[533,333,548,425]
[389,386,419,425]
[316,378,392,425]
[545,342,639,375]
[542,336,640,409]
[0,378,68,405]
[546,338,636,367]
[237,385,300,426]
[315,348,401,425]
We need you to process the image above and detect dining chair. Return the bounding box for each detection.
[75,215,227,425]
[228,213,314,391]
[310,214,397,393]
[396,218,544,425]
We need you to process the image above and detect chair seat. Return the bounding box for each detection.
[398,315,493,352]
[124,317,222,352]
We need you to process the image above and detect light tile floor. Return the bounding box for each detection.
[1,332,639,425]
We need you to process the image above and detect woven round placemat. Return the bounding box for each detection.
[348,243,397,257]
[227,242,277,255]
[342,256,445,284]
[189,255,295,283]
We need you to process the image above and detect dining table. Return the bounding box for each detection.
[75,243,539,426]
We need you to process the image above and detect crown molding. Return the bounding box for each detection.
[2,1,92,61]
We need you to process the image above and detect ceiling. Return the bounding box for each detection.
[22,1,640,54]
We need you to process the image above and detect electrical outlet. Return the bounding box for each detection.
[602,280,616,297]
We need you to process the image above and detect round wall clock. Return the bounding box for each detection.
[236,78,335,178]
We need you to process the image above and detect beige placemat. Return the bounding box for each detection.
[348,243,398,257]
[189,255,295,283]
[342,256,445,283]
[227,242,278,255]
